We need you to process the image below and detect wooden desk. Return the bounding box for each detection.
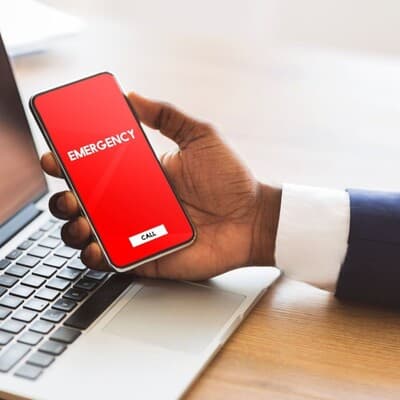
[13,3,400,398]
[187,277,400,399]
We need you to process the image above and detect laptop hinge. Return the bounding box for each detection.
[0,203,42,247]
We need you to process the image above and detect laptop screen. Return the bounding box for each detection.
[0,35,47,224]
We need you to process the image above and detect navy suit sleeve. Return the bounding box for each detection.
[335,189,400,308]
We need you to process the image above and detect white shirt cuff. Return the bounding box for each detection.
[275,184,350,291]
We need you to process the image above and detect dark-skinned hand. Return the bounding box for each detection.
[41,92,281,280]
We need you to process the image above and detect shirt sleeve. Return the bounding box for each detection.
[275,184,350,291]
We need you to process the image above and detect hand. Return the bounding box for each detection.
[41,93,281,280]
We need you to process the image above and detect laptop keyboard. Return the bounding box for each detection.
[0,218,133,380]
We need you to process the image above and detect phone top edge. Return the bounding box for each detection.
[30,71,116,102]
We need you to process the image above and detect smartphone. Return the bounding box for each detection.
[30,72,195,272]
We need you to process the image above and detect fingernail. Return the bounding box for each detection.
[57,195,67,213]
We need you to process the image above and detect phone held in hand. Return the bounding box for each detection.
[30,72,196,272]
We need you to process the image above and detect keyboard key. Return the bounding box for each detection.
[0,331,13,345]
[30,320,54,334]
[24,299,49,312]
[51,327,81,344]
[64,274,133,330]
[54,246,77,259]
[10,285,34,299]
[15,363,42,380]
[0,307,11,320]
[0,287,6,298]
[0,319,25,334]
[57,267,81,281]
[17,240,34,250]
[43,256,66,269]
[6,249,22,260]
[41,309,66,323]
[0,259,11,270]
[52,298,77,312]
[33,265,57,278]
[0,295,23,309]
[17,255,41,268]
[5,265,29,278]
[85,270,108,281]
[63,288,88,302]
[49,227,61,239]
[18,332,43,346]
[68,258,87,271]
[40,221,55,231]
[22,275,45,288]
[35,288,59,302]
[74,278,98,291]
[0,343,30,372]
[27,352,54,368]
[46,278,70,292]
[28,246,51,258]
[29,230,44,241]
[39,340,66,356]
[0,275,18,288]
[39,237,60,249]
[12,309,37,323]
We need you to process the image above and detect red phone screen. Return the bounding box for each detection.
[31,73,194,270]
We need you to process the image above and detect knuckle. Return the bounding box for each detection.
[157,102,175,130]
[198,121,216,134]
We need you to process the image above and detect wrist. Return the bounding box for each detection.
[250,183,282,266]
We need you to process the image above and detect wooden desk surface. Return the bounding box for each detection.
[13,3,400,398]
[187,277,400,399]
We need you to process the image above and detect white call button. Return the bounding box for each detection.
[129,224,168,247]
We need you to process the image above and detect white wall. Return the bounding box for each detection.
[44,0,400,55]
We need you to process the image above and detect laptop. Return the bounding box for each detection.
[0,34,280,399]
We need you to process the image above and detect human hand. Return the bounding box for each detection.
[41,93,281,280]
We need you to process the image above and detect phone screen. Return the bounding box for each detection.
[31,73,195,270]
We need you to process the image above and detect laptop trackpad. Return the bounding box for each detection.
[103,280,245,353]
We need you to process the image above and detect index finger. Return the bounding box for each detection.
[127,92,208,149]
[40,152,63,178]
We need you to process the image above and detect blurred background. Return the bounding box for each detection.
[42,0,400,55]
[4,0,400,191]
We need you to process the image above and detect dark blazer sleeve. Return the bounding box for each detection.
[335,189,400,308]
